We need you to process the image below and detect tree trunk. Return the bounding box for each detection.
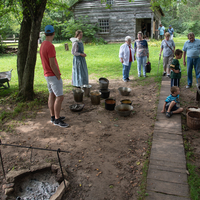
[17,0,47,100]
[17,9,31,90]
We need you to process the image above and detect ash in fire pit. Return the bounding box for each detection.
[14,170,59,199]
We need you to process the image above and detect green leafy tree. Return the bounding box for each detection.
[41,3,72,41]
[178,0,200,35]
[62,16,99,40]
[161,0,200,35]
[1,0,68,100]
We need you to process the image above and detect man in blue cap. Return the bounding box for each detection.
[183,32,200,88]
[40,25,69,128]
[168,25,174,40]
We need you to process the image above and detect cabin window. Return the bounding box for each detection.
[106,0,114,5]
[98,19,109,33]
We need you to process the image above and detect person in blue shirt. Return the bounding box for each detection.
[168,25,174,40]
[161,86,183,118]
[134,31,149,77]
[156,24,165,40]
[183,32,200,88]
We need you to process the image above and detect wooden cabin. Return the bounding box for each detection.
[71,0,164,42]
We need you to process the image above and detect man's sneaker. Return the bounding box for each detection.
[54,118,69,128]
[167,75,171,78]
[163,72,166,76]
[51,116,65,123]
[123,79,128,82]
[126,78,130,82]
[186,85,191,89]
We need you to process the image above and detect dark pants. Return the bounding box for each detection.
[171,78,180,87]
[187,57,200,86]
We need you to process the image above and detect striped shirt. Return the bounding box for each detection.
[165,94,179,103]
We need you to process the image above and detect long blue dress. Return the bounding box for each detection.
[72,42,88,87]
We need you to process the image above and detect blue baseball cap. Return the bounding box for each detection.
[169,25,172,27]
[45,25,54,34]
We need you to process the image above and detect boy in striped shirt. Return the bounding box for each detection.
[161,86,183,118]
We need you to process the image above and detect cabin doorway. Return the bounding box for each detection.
[136,18,151,39]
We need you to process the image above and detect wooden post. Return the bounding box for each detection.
[0,35,2,54]
[65,43,69,51]
[151,13,154,39]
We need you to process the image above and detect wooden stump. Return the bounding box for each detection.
[65,43,69,51]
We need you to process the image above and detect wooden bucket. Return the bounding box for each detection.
[187,111,200,130]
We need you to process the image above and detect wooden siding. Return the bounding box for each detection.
[72,0,162,41]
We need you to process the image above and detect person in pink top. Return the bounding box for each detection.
[40,25,69,128]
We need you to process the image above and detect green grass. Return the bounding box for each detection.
[187,163,200,200]
[0,36,192,96]
[137,135,153,200]
[1,36,200,197]
[184,135,200,200]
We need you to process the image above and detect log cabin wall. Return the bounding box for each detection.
[72,0,163,42]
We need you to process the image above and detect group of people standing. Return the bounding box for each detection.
[159,31,200,89]
[119,31,149,82]
[40,24,200,127]
[156,24,174,40]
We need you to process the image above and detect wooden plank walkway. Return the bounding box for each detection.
[145,77,190,200]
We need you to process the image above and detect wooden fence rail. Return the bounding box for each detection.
[0,36,19,48]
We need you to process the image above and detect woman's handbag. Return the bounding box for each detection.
[145,58,151,73]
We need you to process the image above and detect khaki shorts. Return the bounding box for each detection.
[163,56,174,69]
[45,76,63,97]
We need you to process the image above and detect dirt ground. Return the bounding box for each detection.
[180,79,200,178]
[0,76,159,200]
[1,75,200,200]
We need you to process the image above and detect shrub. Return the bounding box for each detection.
[62,16,99,40]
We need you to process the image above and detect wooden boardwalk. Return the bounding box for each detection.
[145,77,190,200]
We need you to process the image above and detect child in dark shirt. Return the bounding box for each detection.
[170,49,183,87]
[161,86,183,118]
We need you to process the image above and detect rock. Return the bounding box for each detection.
[1,194,7,200]
[5,187,14,195]
[50,179,69,200]
[2,183,14,190]
[51,164,60,173]
[56,167,68,182]
[6,169,30,182]
[30,163,51,172]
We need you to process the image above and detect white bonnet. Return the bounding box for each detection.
[125,36,131,41]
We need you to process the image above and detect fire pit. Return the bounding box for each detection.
[3,163,69,200]
[15,170,59,199]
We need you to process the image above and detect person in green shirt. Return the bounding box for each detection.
[170,49,183,87]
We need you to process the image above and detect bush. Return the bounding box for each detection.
[0,44,6,53]
[62,16,99,40]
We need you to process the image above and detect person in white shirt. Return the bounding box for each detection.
[119,36,135,82]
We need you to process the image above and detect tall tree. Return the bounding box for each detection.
[17,0,47,100]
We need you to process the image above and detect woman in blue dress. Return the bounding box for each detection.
[70,30,88,87]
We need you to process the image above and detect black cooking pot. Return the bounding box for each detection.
[105,98,116,111]
[120,99,132,105]
[99,77,109,89]
[99,89,110,99]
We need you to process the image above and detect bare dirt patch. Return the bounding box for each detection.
[0,77,159,199]
[180,80,200,176]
